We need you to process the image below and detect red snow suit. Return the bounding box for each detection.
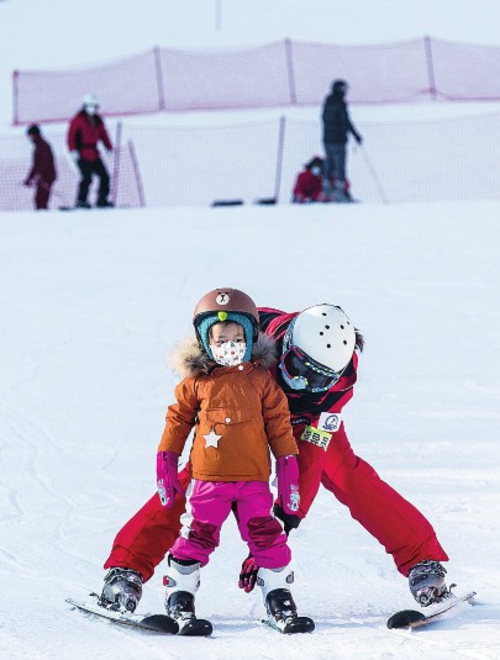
[292,169,323,203]
[67,111,112,161]
[104,308,448,581]
[25,135,56,185]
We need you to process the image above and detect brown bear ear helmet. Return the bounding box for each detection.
[193,288,259,358]
[193,288,259,326]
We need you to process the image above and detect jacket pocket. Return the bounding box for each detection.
[203,408,253,428]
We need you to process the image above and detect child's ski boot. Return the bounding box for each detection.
[164,557,212,636]
[258,567,315,634]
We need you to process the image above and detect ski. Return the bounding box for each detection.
[262,615,315,634]
[176,616,213,636]
[59,205,129,211]
[387,590,476,630]
[66,594,179,634]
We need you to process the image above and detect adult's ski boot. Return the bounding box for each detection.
[99,567,143,613]
[257,567,315,634]
[164,557,212,636]
[408,560,449,606]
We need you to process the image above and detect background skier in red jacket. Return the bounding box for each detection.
[67,94,113,209]
[292,156,325,203]
[99,303,450,614]
[24,124,57,210]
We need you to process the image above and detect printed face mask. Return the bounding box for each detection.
[211,340,247,366]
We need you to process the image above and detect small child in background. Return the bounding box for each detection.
[292,156,324,203]
[156,287,314,635]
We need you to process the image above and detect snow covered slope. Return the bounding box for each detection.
[1,200,499,659]
[1,2,500,659]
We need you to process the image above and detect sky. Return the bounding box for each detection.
[1,2,500,659]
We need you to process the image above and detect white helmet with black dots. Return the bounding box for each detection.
[291,304,356,374]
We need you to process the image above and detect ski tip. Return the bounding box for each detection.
[261,616,315,634]
[178,619,213,636]
[387,610,426,629]
[285,616,315,634]
[140,614,179,634]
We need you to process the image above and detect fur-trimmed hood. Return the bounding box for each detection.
[168,332,279,379]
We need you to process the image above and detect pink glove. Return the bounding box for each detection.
[156,451,184,509]
[276,455,300,515]
[238,554,258,593]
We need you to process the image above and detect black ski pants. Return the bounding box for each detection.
[76,157,110,206]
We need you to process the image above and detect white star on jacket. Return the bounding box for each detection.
[203,429,222,448]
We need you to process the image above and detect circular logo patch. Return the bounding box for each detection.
[216,293,230,306]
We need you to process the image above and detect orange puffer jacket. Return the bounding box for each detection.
[158,335,298,482]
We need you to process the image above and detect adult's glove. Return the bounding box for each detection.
[273,503,302,536]
[156,451,184,509]
[70,150,80,163]
[238,554,259,593]
[276,454,300,515]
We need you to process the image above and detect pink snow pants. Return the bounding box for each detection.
[170,479,291,569]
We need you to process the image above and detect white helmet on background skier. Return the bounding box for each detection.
[279,304,356,392]
[82,93,100,115]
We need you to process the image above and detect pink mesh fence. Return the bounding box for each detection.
[2,112,500,211]
[160,42,292,111]
[12,38,500,125]
[429,39,500,100]
[0,124,145,211]
[290,39,431,105]
[13,50,161,125]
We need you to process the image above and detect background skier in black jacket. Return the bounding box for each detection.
[321,80,362,201]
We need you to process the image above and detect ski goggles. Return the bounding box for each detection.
[279,345,341,393]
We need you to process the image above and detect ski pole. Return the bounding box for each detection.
[358,144,389,204]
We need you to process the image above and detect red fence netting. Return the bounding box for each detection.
[160,41,292,111]
[429,39,500,101]
[289,38,431,105]
[12,38,500,125]
[13,50,161,125]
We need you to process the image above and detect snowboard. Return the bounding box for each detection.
[387,590,476,629]
[66,594,179,634]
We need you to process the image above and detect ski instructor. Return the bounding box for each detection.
[67,93,114,209]
[99,292,450,613]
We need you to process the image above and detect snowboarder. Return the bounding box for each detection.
[151,289,313,633]
[321,79,362,202]
[99,301,450,614]
[292,156,325,203]
[67,94,113,209]
[23,124,57,210]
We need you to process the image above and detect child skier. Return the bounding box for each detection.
[155,288,314,634]
[292,156,325,203]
